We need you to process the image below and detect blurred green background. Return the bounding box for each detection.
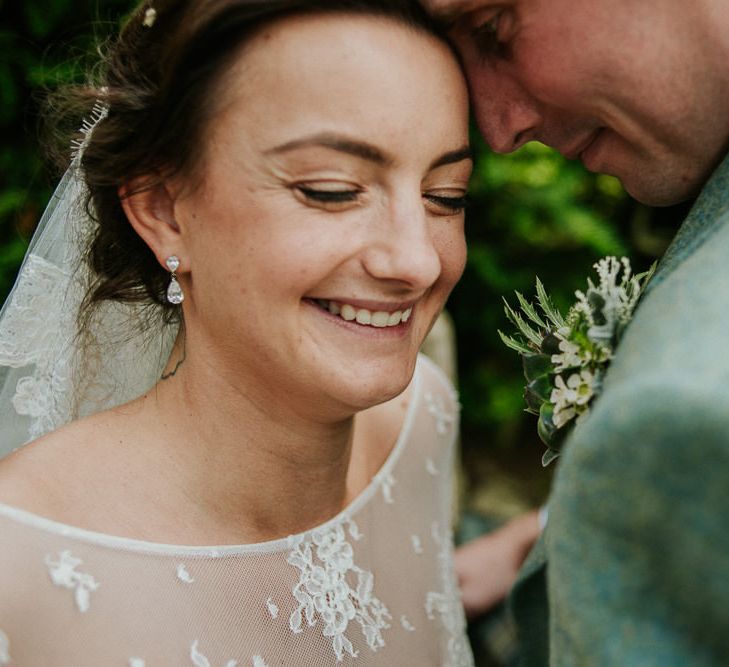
[0,0,686,471]
[0,1,690,664]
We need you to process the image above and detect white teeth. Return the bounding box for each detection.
[340,304,356,321]
[371,312,390,328]
[388,311,403,326]
[356,309,372,325]
[316,299,413,328]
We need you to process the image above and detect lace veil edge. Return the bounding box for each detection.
[0,161,176,457]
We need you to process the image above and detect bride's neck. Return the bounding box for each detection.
[134,341,359,542]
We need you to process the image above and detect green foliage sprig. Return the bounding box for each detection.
[500,257,656,466]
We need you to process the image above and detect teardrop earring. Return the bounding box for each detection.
[165,255,184,305]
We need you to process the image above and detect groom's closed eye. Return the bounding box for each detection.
[472,14,505,58]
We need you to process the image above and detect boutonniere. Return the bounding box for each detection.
[500,257,655,466]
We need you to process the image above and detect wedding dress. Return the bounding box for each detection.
[0,354,473,666]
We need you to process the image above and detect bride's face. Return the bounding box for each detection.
[174,13,471,416]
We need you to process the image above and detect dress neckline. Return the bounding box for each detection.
[0,357,424,557]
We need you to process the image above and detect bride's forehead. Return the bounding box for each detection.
[208,15,457,116]
[223,11,436,72]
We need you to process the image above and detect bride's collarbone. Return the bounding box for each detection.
[0,381,413,543]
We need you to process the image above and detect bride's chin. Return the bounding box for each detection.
[343,369,416,412]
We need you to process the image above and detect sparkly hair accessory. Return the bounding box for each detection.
[70,99,109,168]
[143,7,158,28]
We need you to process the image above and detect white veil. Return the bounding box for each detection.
[0,104,178,457]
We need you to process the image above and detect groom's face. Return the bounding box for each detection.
[423,0,729,206]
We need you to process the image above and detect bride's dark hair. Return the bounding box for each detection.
[47,0,439,321]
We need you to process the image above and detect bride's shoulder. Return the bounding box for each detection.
[0,410,124,516]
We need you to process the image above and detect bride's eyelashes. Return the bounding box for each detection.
[296,185,362,204]
[293,183,365,212]
[424,193,470,215]
[293,182,469,215]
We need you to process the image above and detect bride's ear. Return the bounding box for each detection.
[119,176,187,271]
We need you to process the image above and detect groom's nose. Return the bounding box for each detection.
[465,62,543,154]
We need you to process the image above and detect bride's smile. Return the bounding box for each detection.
[308,298,414,328]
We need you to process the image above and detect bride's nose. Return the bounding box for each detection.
[360,196,442,289]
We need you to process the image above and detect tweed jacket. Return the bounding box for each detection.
[510,152,729,666]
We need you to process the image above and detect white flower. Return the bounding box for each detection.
[552,404,577,429]
[551,338,585,371]
[572,256,643,344]
[572,370,596,406]
[550,374,577,409]
[550,371,595,428]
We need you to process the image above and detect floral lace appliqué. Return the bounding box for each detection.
[177,564,195,583]
[379,472,396,505]
[190,640,238,667]
[266,597,279,619]
[0,255,77,441]
[425,457,439,476]
[424,391,455,436]
[400,615,416,632]
[287,519,391,661]
[45,550,99,613]
[0,630,10,665]
[425,523,473,667]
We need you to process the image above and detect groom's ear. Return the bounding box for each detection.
[120,175,188,272]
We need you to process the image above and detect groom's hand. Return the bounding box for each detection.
[455,510,541,618]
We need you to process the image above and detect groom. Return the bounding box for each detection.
[422,0,729,664]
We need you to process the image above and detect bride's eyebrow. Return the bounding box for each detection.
[266,134,471,171]
[430,146,473,169]
[265,132,392,166]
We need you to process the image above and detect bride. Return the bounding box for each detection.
[0,0,476,664]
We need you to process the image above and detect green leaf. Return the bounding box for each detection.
[525,376,551,412]
[515,291,547,329]
[635,261,657,288]
[535,277,566,328]
[537,401,557,445]
[542,448,561,467]
[526,374,552,401]
[498,330,532,355]
[503,298,543,347]
[522,353,552,382]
